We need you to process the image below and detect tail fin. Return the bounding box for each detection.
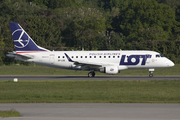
[9,22,49,53]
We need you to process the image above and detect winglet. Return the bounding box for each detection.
[64,53,74,62]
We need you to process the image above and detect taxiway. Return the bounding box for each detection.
[0,75,180,81]
[1,103,180,120]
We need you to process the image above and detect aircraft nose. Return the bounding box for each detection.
[167,60,175,67]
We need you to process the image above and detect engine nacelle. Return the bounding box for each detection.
[99,66,119,75]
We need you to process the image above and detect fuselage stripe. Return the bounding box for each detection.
[16,51,48,53]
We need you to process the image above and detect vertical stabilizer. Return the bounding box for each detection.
[9,22,49,53]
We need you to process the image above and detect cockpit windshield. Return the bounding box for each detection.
[160,54,164,57]
[156,54,164,58]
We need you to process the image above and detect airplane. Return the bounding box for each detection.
[7,22,175,77]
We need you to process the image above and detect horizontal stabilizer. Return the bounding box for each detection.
[7,52,34,59]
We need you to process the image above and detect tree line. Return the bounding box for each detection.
[1,0,180,65]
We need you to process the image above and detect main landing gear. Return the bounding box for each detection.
[88,71,95,77]
[149,69,154,77]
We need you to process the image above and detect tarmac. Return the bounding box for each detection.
[0,75,180,81]
[0,103,180,120]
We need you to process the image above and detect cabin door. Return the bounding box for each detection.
[49,54,55,64]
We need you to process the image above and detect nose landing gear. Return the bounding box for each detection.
[149,71,153,77]
[149,69,154,77]
[88,71,95,77]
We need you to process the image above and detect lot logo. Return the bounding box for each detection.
[120,55,151,65]
[12,29,29,48]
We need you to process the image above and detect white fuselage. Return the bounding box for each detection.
[14,50,174,73]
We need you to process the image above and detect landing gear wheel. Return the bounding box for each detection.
[88,72,93,77]
[88,71,95,77]
[149,74,153,77]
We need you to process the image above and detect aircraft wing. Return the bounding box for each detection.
[73,61,112,66]
[64,53,114,69]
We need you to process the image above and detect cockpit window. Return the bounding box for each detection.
[156,54,160,57]
[156,54,164,58]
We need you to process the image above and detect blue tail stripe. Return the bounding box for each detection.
[9,22,48,51]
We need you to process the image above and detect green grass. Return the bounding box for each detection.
[0,64,179,75]
[0,80,180,103]
[0,109,21,117]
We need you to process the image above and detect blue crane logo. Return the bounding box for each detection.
[12,29,30,48]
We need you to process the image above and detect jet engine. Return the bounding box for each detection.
[99,66,119,74]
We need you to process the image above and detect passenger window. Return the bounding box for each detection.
[63,56,64,58]
[90,56,92,58]
[81,56,83,58]
[117,56,120,58]
[113,56,115,58]
[94,56,96,58]
[72,56,73,58]
[76,56,78,58]
[85,56,87,58]
[99,56,101,58]
[108,56,110,58]
[104,56,106,58]
[58,56,60,58]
